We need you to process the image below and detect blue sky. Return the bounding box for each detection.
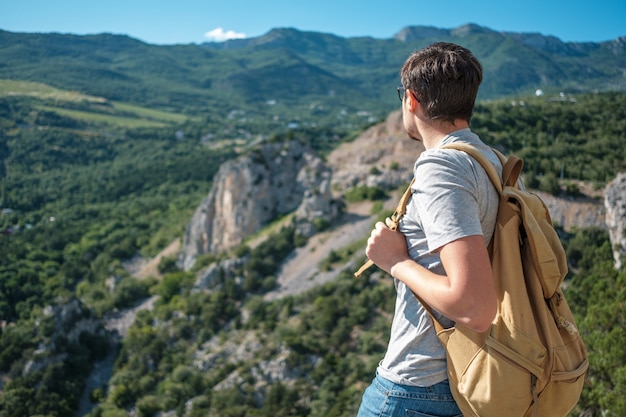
[1,0,625,44]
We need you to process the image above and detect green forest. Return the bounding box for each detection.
[1,89,625,417]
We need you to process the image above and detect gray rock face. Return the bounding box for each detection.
[178,140,339,270]
[605,173,626,269]
[327,110,423,192]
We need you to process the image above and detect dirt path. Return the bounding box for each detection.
[264,197,398,301]
[121,239,179,283]
[263,211,371,300]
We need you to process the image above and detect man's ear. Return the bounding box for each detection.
[407,90,419,112]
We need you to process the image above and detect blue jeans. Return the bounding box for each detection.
[356,373,463,417]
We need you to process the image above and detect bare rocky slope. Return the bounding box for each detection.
[177,140,341,271]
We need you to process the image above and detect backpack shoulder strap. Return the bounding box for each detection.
[353,179,414,278]
[390,178,415,227]
[417,142,515,332]
[441,142,523,192]
[443,143,567,296]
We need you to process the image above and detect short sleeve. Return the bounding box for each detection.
[412,149,484,252]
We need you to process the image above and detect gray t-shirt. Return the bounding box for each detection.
[377,128,501,387]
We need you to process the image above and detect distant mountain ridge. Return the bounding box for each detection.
[204,23,626,62]
[394,23,597,52]
[1,24,625,126]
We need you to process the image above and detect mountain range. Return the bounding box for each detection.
[1,23,625,128]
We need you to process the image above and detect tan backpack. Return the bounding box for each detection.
[355,142,589,417]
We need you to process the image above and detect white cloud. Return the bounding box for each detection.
[204,27,246,42]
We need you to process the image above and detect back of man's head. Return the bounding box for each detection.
[400,42,483,124]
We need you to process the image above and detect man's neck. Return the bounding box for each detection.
[422,119,469,149]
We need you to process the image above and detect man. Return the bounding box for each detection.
[356,42,501,417]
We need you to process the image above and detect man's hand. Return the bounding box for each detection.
[365,217,410,275]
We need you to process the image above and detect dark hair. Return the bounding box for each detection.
[400,42,482,123]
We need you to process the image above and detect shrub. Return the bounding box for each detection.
[344,185,386,202]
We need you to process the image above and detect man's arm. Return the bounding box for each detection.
[366,220,496,332]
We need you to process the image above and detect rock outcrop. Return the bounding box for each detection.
[327,110,423,193]
[537,190,606,232]
[178,140,340,271]
[605,173,626,269]
[22,298,105,377]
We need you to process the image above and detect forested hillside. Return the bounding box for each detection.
[1,88,625,416]
[2,25,625,133]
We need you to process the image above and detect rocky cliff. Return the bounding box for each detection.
[178,140,340,271]
[605,173,626,269]
[328,111,423,192]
